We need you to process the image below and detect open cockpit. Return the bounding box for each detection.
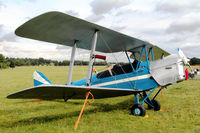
[97,60,139,79]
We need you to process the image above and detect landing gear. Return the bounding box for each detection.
[130,86,163,116]
[130,93,146,116]
[131,104,146,116]
[148,99,161,111]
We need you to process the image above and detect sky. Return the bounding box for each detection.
[0,0,199,62]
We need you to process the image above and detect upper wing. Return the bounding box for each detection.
[15,11,153,53]
[7,85,136,99]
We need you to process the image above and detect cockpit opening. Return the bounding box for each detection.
[97,60,139,79]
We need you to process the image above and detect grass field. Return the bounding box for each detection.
[0,66,200,133]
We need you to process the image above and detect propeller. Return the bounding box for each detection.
[178,48,190,65]
[178,48,192,68]
[178,48,193,79]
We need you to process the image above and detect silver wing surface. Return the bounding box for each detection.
[7,85,136,99]
[15,11,153,53]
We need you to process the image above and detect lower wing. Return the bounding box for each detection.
[7,85,136,99]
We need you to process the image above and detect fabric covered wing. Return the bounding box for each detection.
[7,85,136,99]
[15,11,153,53]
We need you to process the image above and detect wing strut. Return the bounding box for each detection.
[74,30,98,129]
[86,30,98,86]
[67,41,77,85]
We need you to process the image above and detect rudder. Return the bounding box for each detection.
[33,71,52,86]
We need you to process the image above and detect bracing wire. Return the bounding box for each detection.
[99,33,135,89]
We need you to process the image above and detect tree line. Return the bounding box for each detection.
[0,53,200,69]
[0,54,110,69]
[189,57,200,65]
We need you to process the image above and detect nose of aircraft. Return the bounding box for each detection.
[178,48,193,80]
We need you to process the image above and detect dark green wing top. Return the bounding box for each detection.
[15,11,154,53]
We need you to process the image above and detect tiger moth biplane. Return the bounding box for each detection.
[7,11,190,117]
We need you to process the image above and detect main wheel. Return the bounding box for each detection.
[148,99,161,111]
[131,104,146,116]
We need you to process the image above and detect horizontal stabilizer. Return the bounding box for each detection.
[7,85,136,99]
[34,71,52,86]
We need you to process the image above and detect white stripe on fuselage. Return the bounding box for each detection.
[92,74,151,87]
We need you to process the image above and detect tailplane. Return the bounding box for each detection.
[33,71,52,86]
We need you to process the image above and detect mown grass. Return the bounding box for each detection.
[0,66,200,133]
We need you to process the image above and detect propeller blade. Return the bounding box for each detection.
[178,48,194,76]
[178,48,189,65]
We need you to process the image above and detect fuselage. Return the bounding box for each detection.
[71,54,186,91]
[71,61,158,91]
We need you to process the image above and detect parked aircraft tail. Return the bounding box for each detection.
[33,71,52,86]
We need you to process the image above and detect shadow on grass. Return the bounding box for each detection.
[1,97,134,128]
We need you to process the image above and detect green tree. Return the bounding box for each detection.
[31,59,39,66]
[0,54,6,63]
[53,61,59,66]
[9,60,15,68]
[38,57,45,65]
[25,60,31,66]
[0,54,9,69]
[14,59,25,66]
[190,57,200,65]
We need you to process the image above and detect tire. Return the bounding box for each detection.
[148,100,161,111]
[131,104,146,116]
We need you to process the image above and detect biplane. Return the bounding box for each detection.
[7,12,190,118]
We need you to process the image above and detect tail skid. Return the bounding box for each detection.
[33,71,52,86]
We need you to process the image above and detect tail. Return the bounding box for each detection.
[33,71,52,86]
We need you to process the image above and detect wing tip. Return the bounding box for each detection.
[15,11,63,37]
[6,94,15,99]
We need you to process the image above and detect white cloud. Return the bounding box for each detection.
[0,32,17,42]
[155,0,200,13]
[0,1,6,10]
[0,24,4,33]
[90,0,130,15]
[168,35,187,43]
[109,25,127,32]
[0,0,200,60]
[65,10,79,17]
[115,9,138,16]
[86,14,104,22]
[166,12,200,33]
[180,43,200,57]
[181,43,200,50]
[0,41,70,60]
[0,1,2,9]
[26,0,37,2]
[86,0,131,23]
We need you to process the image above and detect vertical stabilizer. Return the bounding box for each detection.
[33,71,52,86]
